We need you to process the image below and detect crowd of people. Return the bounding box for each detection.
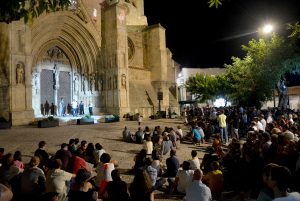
[1,106,300,201]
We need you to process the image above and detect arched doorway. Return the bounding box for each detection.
[32,46,73,116]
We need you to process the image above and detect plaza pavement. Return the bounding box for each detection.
[0,118,209,201]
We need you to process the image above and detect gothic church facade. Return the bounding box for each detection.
[0,0,178,125]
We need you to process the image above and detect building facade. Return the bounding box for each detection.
[0,0,178,125]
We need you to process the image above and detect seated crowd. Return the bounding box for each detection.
[1,107,300,201]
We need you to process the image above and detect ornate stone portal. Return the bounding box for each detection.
[0,0,179,125]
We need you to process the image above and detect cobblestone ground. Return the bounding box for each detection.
[0,118,209,201]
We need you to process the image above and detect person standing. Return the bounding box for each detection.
[88,102,93,116]
[59,98,65,117]
[79,101,84,115]
[44,100,50,116]
[217,110,228,145]
[72,100,77,117]
[138,114,143,126]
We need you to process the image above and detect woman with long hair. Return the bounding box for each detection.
[129,169,154,201]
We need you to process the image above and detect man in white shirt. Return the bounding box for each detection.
[46,159,74,201]
[171,161,194,194]
[189,150,200,170]
[185,169,212,201]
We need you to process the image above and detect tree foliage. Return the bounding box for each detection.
[0,0,71,24]
[186,23,300,108]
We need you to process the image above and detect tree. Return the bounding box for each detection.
[185,73,218,103]
[0,0,71,24]
[224,31,300,107]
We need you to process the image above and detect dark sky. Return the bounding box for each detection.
[144,0,300,68]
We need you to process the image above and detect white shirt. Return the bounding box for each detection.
[46,169,73,200]
[189,158,200,170]
[257,121,264,131]
[176,169,194,193]
[273,192,300,201]
[185,180,212,201]
[260,119,266,131]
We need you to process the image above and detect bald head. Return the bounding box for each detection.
[193,169,203,181]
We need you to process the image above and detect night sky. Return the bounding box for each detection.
[144,0,300,68]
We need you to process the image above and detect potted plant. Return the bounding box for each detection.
[105,114,120,123]
[77,114,94,125]
[0,117,11,129]
[38,116,59,128]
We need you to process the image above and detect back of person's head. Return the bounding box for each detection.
[100,153,111,163]
[0,148,4,154]
[111,169,121,181]
[61,143,68,150]
[191,150,197,158]
[177,125,181,129]
[2,153,13,167]
[53,159,62,169]
[38,141,46,148]
[211,161,220,170]
[151,150,160,160]
[170,149,176,156]
[145,157,153,166]
[193,169,203,181]
[74,138,80,144]
[269,165,291,192]
[75,169,91,184]
[263,163,279,179]
[69,139,75,145]
[146,136,151,142]
[29,156,40,167]
[145,126,150,132]
[95,143,103,150]
[13,151,22,161]
[182,161,190,170]
[80,140,87,147]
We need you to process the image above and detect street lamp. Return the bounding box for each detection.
[262,24,274,34]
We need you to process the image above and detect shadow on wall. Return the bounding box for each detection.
[0,24,10,121]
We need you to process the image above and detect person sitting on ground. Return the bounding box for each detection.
[151,150,163,176]
[202,161,224,200]
[46,159,74,201]
[189,150,200,170]
[68,169,97,201]
[55,143,72,171]
[191,125,201,145]
[96,153,115,199]
[144,136,153,155]
[129,169,154,201]
[68,139,76,154]
[175,126,183,141]
[257,163,278,201]
[34,141,51,173]
[185,169,212,201]
[133,149,147,173]
[13,151,24,170]
[267,164,300,201]
[94,143,105,164]
[85,143,98,167]
[76,140,88,158]
[170,161,194,195]
[162,149,180,188]
[0,153,23,187]
[135,127,144,144]
[122,126,132,142]
[144,126,151,140]
[144,158,158,188]
[21,156,46,199]
[160,136,174,156]
[105,169,131,201]
[200,147,219,174]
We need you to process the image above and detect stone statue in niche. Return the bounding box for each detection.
[32,72,40,95]
[90,74,95,93]
[74,76,79,94]
[114,75,118,89]
[82,73,88,93]
[53,64,59,90]
[121,74,126,89]
[16,64,24,84]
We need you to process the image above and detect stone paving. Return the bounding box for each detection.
[0,118,209,201]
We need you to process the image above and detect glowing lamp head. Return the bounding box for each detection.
[263,24,273,34]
